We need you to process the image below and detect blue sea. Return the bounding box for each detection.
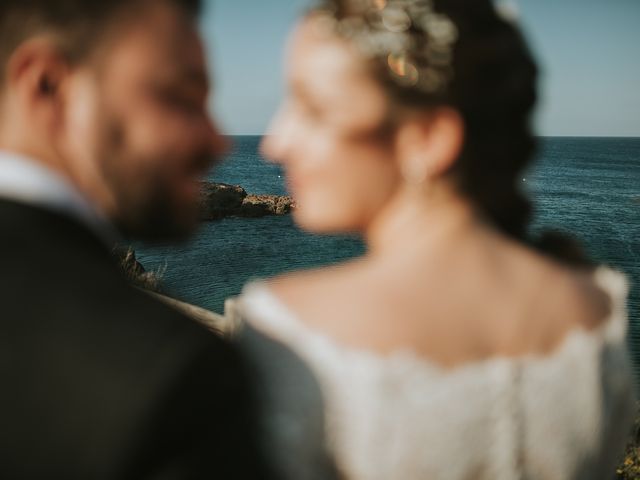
[137,136,640,370]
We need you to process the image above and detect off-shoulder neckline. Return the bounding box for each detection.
[239,266,629,374]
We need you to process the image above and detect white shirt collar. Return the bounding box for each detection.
[0,150,118,245]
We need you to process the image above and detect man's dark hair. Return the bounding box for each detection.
[0,0,202,83]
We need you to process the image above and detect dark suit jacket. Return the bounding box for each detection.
[0,199,275,479]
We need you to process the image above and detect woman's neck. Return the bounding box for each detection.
[365,183,486,259]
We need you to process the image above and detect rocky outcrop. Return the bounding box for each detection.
[241,194,295,217]
[199,182,295,221]
[199,183,246,220]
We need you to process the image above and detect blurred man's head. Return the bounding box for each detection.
[0,0,226,240]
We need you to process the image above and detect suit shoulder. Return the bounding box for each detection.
[109,285,236,358]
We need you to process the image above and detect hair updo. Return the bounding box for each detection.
[314,0,592,268]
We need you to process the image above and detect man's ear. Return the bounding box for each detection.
[394,108,465,183]
[6,37,71,125]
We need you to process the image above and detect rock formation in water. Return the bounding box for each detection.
[199,182,295,221]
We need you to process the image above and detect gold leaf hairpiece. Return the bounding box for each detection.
[317,0,458,94]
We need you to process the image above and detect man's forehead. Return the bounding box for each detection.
[100,2,208,85]
[132,3,203,57]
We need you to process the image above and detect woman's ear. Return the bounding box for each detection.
[395,108,464,185]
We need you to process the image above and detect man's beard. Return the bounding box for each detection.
[96,114,214,242]
[115,176,199,242]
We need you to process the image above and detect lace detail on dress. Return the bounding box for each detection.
[237,266,635,480]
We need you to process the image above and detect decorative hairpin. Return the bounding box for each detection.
[316,0,458,94]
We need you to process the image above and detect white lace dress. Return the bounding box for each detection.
[236,267,636,480]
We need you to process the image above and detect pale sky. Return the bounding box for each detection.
[200,0,640,137]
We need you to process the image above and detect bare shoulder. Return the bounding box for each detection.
[265,257,409,348]
[503,237,612,333]
[549,264,612,330]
